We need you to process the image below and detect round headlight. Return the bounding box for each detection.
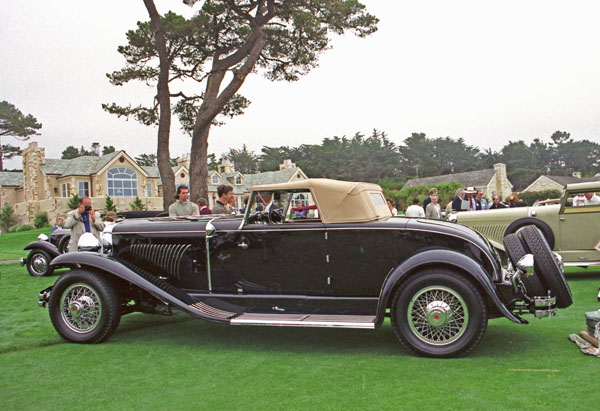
[37,233,49,241]
[78,232,101,252]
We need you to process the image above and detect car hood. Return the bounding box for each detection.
[111,214,243,234]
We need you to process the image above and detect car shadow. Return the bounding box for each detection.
[110,313,558,358]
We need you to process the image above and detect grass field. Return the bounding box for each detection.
[1,231,599,410]
[0,227,49,261]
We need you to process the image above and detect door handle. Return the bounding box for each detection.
[559,217,566,221]
[237,242,248,250]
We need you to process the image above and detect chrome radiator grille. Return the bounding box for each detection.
[130,243,192,279]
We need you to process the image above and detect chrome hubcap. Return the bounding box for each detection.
[408,286,468,345]
[60,284,101,333]
[31,254,47,274]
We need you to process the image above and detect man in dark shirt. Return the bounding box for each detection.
[212,185,234,214]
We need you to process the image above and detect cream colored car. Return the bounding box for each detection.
[455,181,600,266]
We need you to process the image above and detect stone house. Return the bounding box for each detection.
[521,173,600,193]
[402,163,513,200]
[0,142,307,225]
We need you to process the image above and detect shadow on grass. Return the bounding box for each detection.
[108,311,551,359]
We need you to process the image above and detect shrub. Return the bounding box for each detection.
[0,203,17,233]
[129,196,146,211]
[9,224,34,233]
[104,195,117,212]
[67,194,80,210]
[34,211,49,228]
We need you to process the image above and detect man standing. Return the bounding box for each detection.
[406,197,426,218]
[197,198,212,215]
[425,194,441,219]
[212,185,234,214]
[422,187,437,211]
[169,185,199,216]
[64,196,105,252]
[464,187,477,211]
[475,190,488,210]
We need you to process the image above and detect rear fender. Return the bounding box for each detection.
[24,241,61,258]
[50,252,227,323]
[377,249,524,326]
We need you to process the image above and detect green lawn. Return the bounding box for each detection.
[1,260,598,410]
[0,227,50,260]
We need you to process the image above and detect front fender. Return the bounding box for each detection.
[376,249,524,326]
[50,252,227,323]
[24,241,61,258]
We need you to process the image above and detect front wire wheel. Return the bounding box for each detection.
[392,269,488,358]
[49,269,121,343]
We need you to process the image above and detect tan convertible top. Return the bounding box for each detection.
[250,178,392,224]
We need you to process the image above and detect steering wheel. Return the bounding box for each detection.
[268,208,283,224]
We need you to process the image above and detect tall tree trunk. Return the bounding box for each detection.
[188,27,266,200]
[143,0,175,211]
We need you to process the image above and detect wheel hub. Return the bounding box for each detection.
[32,254,47,273]
[425,301,451,326]
[60,284,101,333]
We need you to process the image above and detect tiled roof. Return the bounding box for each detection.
[0,171,23,187]
[40,152,121,177]
[543,175,600,186]
[403,168,496,188]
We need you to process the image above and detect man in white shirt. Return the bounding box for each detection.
[406,197,425,218]
[583,192,600,205]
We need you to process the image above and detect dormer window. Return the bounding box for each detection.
[211,174,219,184]
[235,175,242,185]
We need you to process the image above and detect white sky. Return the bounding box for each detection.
[2,0,600,170]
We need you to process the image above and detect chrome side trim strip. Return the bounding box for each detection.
[230,313,376,329]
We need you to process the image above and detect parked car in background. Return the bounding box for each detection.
[38,179,572,358]
[22,210,168,277]
[455,181,600,267]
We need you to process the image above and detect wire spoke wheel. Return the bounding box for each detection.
[60,283,102,333]
[408,286,468,345]
[391,269,487,358]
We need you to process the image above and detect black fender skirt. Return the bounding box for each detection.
[50,252,232,323]
[377,249,524,326]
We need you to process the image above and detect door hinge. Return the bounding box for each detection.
[327,276,331,285]
[326,254,330,263]
[325,232,328,240]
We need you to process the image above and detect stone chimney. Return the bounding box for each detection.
[279,159,296,170]
[493,163,509,199]
[572,171,581,179]
[22,142,45,202]
[218,158,235,174]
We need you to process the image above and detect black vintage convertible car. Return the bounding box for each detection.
[39,179,572,357]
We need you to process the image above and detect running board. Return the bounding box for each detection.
[230,313,376,329]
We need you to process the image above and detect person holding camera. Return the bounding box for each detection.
[64,196,105,252]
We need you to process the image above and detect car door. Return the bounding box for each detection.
[237,190,331,295]
[558,190,600,263]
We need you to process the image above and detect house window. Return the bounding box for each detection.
[235,175,242,185]
[61,183,70,198]
[146,183,153,197]
[211,174,219,184]
[107,167,138,197]
[78,181,89,197]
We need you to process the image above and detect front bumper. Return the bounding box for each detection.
[20,257,25,267]
[38,286,53,308]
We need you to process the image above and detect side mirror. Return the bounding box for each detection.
[516,254,534,272]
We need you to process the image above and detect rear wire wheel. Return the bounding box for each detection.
[391,269,488,358]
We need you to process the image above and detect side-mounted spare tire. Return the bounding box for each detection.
[505,217,555,250]
[518,225,572,308]
[502,233,546,297]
